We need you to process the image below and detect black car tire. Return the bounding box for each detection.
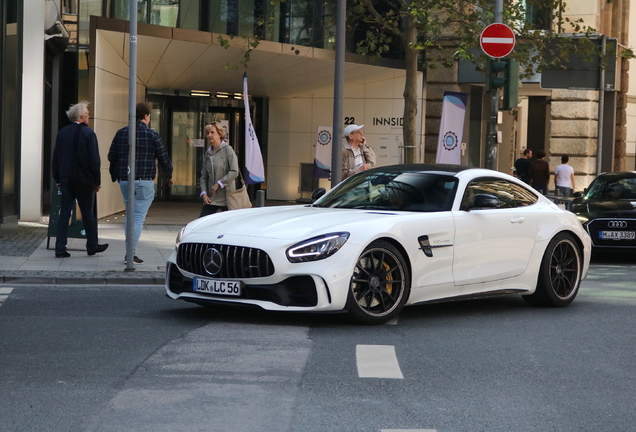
[523,232,583,307]
[347,240,410,325]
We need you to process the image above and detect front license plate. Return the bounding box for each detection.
[193,277,242,296]
[600,231,636,240]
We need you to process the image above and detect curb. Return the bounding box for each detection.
[0,273,165,285]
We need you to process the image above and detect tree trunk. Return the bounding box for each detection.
[401,15,420,164]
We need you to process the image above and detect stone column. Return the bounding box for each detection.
[549,90,599,191]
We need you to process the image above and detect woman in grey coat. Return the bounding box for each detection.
[199,122,239,217]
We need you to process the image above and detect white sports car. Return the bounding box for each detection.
[166,164,592,324]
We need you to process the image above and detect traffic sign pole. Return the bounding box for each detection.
[486,0,505,171]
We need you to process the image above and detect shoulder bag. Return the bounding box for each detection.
[226,170,252,210]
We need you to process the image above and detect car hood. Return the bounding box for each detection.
[571,199,636,219]
[182,205,408,241]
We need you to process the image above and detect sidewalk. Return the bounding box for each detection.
[0,202,203,285]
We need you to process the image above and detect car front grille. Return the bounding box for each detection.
[587,218,636,248]
[176,243,275,278]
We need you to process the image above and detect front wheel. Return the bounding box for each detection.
[523,233,582,307]
[347,240,410,325]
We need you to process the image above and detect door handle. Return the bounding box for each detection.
[510,217,525,223]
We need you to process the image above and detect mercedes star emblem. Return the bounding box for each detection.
[203,247,223,276]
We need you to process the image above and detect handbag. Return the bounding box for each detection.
[71,124,96,197]
[226,171,252,210]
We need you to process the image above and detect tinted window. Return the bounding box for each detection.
[586,176,636,200]
[314,171,458,212]
[461,178,537,210]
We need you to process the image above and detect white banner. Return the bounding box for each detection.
[314,126,332,178]
[243,73,265,184]
[435,92,468,165]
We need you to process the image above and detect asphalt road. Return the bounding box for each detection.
[0,256,634,432]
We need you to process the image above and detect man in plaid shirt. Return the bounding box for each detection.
[108,102,173,264]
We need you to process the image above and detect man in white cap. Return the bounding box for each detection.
[342,124,376,180]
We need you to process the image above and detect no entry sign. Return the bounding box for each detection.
[480,23,515,58]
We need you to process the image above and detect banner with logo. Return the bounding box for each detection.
[243,73,265,184]
[435,91,468,165]
[314,126,332,178]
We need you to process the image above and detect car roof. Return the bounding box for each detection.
[366,163,476,176]
[597,171,636,180]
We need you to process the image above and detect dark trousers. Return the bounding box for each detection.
[55,181,98,254]
[200,204,227,218]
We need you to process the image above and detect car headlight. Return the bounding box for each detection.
[576,215,589,225]
[286,232,350,263]
[175,227,185,251]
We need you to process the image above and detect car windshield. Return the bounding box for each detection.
[585,175,636,200]
[313,171,459,211]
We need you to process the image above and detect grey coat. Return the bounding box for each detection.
[200,142,239,206]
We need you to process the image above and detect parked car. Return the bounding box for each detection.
[165,164,591,324]
[570,171,636,251]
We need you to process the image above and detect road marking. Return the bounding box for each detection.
[356,344,404,379]
[381,430,437,432]
[0,287,13,306]
[386,316,399,325]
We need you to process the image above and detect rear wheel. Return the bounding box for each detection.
[523,233,582,307]
[347,241,410,325]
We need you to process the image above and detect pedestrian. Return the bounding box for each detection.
[51,101,108,258]
[514,148,533,183]
[529,149,550,195]
[107,102,173,265]
[342,124,376,180]
[554,155,576,197]
[199,122,239,217]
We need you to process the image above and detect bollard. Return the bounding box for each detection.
[256,189,265,207]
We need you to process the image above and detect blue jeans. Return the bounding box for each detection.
[556,186,572,197]
[119,180,155,255]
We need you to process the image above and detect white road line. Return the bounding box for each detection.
[386,316,399,325]
[356,344,404,379]
[381,429,437,432]
[0,287,12,307]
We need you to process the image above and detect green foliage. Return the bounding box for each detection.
[352,0,600,78]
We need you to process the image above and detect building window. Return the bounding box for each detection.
[524,0,551,31]
[63,0,78,14]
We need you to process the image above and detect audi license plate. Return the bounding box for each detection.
[193,277,242,296]
[600,231,636,240]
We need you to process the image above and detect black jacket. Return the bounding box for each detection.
[52,122,101,186]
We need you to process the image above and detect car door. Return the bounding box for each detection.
[452,178,538,286]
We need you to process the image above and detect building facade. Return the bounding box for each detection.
[1,0,635,228]
[0,0,21,231]
[424,0,635,191]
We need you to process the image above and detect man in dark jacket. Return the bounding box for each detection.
[514,148,533,183]
[51,101,108,258]
[529,149,550,194]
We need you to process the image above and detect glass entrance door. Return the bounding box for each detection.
[147,95,249,201]
[170,108,242,199]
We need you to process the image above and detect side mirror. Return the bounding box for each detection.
[572,191,582,198]
[311,188,326,202]
[471,194,499,209]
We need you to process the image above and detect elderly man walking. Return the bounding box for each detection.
[51,101,108,258]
